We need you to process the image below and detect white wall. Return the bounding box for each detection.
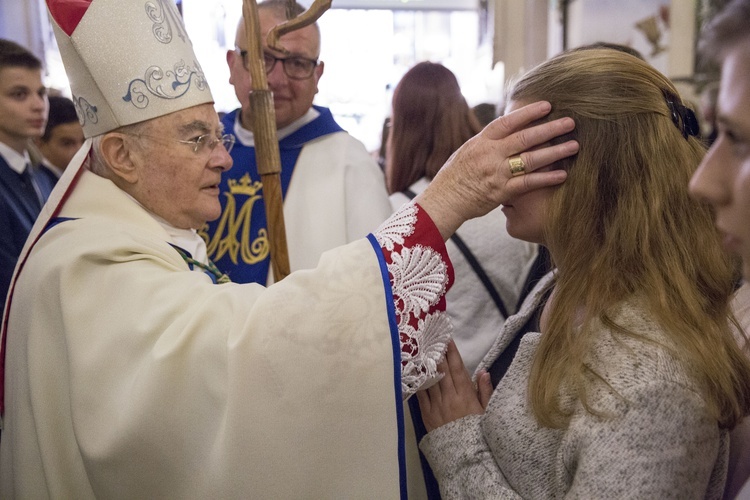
[0,0,48,61]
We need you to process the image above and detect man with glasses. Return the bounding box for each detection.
[202,0,392,285]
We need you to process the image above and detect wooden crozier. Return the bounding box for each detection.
[241,0,332,282]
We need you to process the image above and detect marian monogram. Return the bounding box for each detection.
[200,173,269,264]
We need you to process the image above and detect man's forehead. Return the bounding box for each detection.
[177,119,217,134]
[717,41,750,136]
[50,123,83,138]
[0,66,44,88]
[156,104,221,132]
[237,11,320,56]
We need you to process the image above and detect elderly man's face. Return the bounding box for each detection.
[689,38,750,279]
[228,9,323,130]
[131,103,232,229]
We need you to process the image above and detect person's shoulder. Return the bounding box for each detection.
[311,130,366,151]
[607,299,666,337]
[220,108,240,132]
[588,300,697,391]
[0,152,14,180]
[33,164,58,192]
[0,159,23,196]
[305,131,381,168]
[0,160,12,191]
[33,215,181,275]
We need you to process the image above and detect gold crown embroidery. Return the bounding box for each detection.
[228,173,263,196]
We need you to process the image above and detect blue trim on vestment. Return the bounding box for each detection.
[42,217,78,235]
[278,105,344,150]
[367,233,407,500]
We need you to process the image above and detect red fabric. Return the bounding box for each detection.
[47,0,92,36]
[379,203,454,365]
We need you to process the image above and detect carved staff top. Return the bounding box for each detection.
[240,0,331,282]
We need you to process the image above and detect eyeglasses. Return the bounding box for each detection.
[177,133,235,155]
[128,133,235,155]
[238,49,318,80]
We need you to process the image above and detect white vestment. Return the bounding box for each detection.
[0,143,452,498]
[283,130,394,279]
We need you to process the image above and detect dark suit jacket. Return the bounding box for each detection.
[39,163,62,185]
[0,156,55,309]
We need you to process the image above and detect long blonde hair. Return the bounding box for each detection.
[508,49,750,429]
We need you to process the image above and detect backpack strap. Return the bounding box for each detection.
[515,246,550,311]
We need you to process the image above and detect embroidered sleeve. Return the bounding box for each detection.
[374,202,454,398]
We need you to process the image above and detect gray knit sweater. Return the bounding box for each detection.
[420,272,728,499]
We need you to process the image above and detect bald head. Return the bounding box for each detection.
[228,0,324,130]
[234,1,321,56]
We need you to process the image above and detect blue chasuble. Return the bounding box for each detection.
[200,106,344,285]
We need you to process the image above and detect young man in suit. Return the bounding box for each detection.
[0,39,54,306]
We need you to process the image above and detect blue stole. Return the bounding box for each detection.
[201,106,344,285]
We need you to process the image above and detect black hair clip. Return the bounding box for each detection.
[664,92,700,139]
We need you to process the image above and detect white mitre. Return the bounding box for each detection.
[48,0,213,137]
[0,0,218,414]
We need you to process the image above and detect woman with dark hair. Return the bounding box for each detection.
[416,48,750,499]
[386,61,482,194]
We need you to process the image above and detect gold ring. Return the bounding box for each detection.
[509,155,526,177]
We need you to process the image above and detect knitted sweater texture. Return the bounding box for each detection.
[420,272,728,499]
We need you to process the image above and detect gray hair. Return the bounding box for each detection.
[88,135,107,176]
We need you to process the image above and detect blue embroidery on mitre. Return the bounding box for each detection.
[145,0,187,44]
[72,95,99,125]
[122,60,207,109]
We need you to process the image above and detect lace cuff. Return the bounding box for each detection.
[374,202,454,398]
